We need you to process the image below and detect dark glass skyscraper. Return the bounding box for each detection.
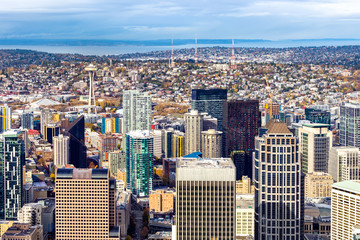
[305,108,331,126]
[0,131,25,220]
[64,116,87,168]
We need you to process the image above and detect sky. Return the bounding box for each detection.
[1,0,360,40]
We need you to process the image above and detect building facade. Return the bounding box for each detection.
[236,194,254,238]
[21,112,34,130]
[53,134,70,168]
[149,190,175,212]
[201,129,222,158]
[329,146,360,182]
[172,131,185,158]
[184,110,203,155]
[55,168,119,240]
[340,102,360,147]
[0,105,12,133]
[254,119,304,240]
[126,130,153,197]
[304,172,333,198]
[176,157,236,240]
[17,203,42,226]
[305,108,331,125]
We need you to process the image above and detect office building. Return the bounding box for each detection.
[126,130,153,196]
[40,108,52,137]
[98,134,121,164]
[172,131,185,158]
[331,181,360,240]
[254,119,304,240]
[304,172,333,198]
[162,129,173,158]
[17,203,42,226]
[0,131,25,220]
[0,105,11,133]
[231,151,253,180]
[21,112,34,130]
[109,150,126,176]
[298,123,332,173]
[236,194,254,239]
[63,116,87,168]
[176,157,236,239]
[2,223,43,240]
[236,176,254,194]
[53,134,70,168]
[149,190,175,212]
[152,130,162,158]
[55,168,119,240]
[340,102,360,147]
[227,99,260,155]
[184,110,203,155]
[44,124,59,144]
[329,146,360,182]
[305,108,331,125]
[201,129,222,158]
[123,90,151,134]
[102,116,121,134]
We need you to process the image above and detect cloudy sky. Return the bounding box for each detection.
[1,0,360,40]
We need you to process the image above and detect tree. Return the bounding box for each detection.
[125,236,133,240]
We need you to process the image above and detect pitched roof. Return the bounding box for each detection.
[265,119,292,134]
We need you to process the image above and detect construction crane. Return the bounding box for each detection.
[265,75,273,119]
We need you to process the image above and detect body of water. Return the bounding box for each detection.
[1,39,360,56]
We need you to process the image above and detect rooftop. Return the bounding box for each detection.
[332,180,360,194]
[127,130,152,139]
[177,157,234,169]
[265,119,292,134]
[56,168,109,180]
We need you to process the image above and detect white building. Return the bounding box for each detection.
[53,134,70,167]
[18,203,42,226]
[236,194,254,238]
[184,110,203,155]
[329,146,360,182]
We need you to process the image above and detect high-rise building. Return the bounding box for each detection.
[63,116,87,168]
[102,116,122,134]
[172,131,185,158]
[227,99,260,155]
[123,90,151,134]
[304,172,333,198]
[254,119,304,240]
[126,130,153,197]
[98,134,121,164]
[40,108,52,137]
[176,157,236,240]
[17,203,42,226]
[329,146,360,182]
[45,124,59,144]
[191,89,228,156]
[331,181,360,240]
[53,134,70,168]
[55,168,119,240]
[184,110,203,155]
[0,105,11,133]
[108,150,126,177]
[21,112,34,130]
[161,129,173,158]
[236,176,254,194]
[0,131,25,220]
[305,108,331,126]
[340,102,360,147]
[201,129,222,158]
[231,150,253,180]
[152,130,162,158]
[236,194,254,239]
[298,123,332,173]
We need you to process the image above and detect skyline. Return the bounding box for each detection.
[1,0,360,40]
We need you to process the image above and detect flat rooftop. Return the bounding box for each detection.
[333,180,360,194]
[236,194,254,209]
[177,157,234,169]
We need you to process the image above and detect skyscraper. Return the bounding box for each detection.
[227,99,260,155]
[0,131,25,220]
[102,116,121,134]
[298,123,332,173]
[340,102,360,147]
[201,129,222,158]
[40,108,52,137]
[184,110,203,155]
[176,157,236,239]
[329,146,360,182]
[231,151,252,180]
[305,108,331,126]
[20,112,34,130]
[126,130,153,197]
[0,105,11,133]
[45,124,59,144]
[254,119,304,240]
[123,90,151,134]
[53,134,70,168]
[55,168,119,240]
[161,129,173,158]
[172,131,185,158]
[331,181,360,240]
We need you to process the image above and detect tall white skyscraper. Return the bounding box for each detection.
[184,110,203,155]
[254,119,303,240]
[298,123,332,173]
[122,90,151,134]
[340,102,360,147]
[53,134,70,167]
[176,157,236,239]
[331,181,360,240]
[329,146,360,182]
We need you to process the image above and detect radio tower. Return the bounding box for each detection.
[195,34,198,64]
[85,64,97,114]
[230,38,235,70]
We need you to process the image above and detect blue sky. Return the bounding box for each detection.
[1,0,360,40]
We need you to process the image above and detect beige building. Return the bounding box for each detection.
[0,221,14,238]
[236,176,254,194]
[304,172,333,198]
[298,124,333,173]
[176,157,236,240]
[2,223,43,240]
[201,129,222,158]
[18,203,43,226]
[331,181,360,240]
[236,194,254,239]
[172,131,185,158]
[55,168,119,240]
[116,191,131,239]
[184,110,203,155]
[329,146,360,182]
[149,190,175,212]
[53,134,70,168]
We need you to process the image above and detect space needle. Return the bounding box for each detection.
[85,63,97,114]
